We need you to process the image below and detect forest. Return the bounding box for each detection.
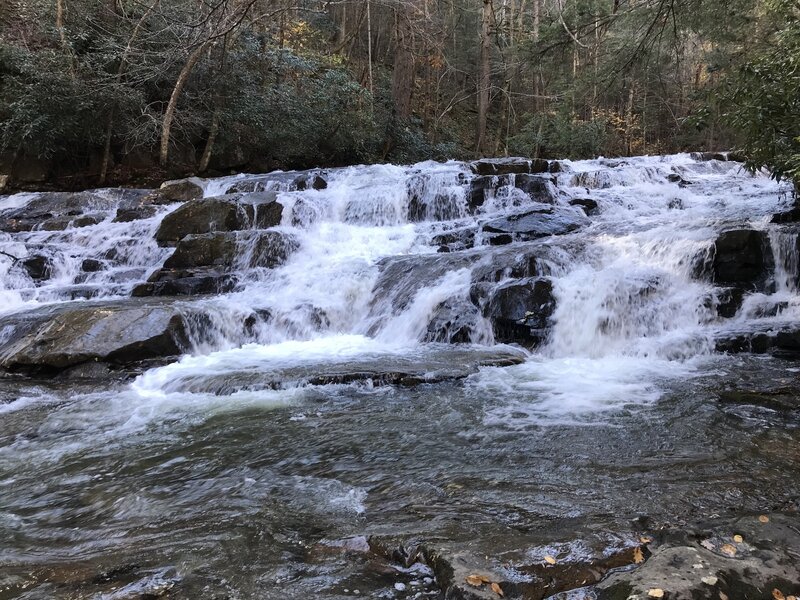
[0,0,798,188]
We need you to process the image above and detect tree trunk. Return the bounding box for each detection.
[476,0,492,154]
[366,0,374,98]
[198,109,220,172]
[392,6,414,119]
[160,41,211,167]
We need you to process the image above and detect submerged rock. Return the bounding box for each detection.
[0,299,191,374]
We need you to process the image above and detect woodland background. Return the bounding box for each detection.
[0,0,798,188]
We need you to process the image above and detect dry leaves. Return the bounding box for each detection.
[465,574,490,587]
[633,547,645,564]
[700,539,715,551]
[720,543,737,557]
[773,589,785,600]
[640,535,653,544]
[648,589,665,598]
[759,515,770,523]
[733,534,743,543]
[465,574,503,597]
[701,575,718,586]
[719,592,729,600]
[543,555,557,565]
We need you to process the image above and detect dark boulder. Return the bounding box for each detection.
[81,258,104,273]
[485,277,555,346]
[569,198,599,215]
[468,174,511,212]
[155,177,204,202]
[513,174,558,203]
[132,271,236,297]
[470,157,550,176]
[771,206,800,223]
[292,172,327,191]
[711,229,774,290]
[154,193,284,245]
[431,228,476,252]
[137,230,298,297]
[21,255,52,280]
[0,300,191,374]
[482,207,588,243]
[424,299,487,344]
[163,230,298,270]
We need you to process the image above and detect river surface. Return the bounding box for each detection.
[1,155,799,598]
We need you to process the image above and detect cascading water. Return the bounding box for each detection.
[1,154,800,599]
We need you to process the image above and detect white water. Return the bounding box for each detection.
[1,154,796,426]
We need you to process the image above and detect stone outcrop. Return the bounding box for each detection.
[0,191,116,232]
[710,229,774,291]
[154,192,284,244]
[134,230,299,297]
[470,157,552,176]
[484,277,555,346]
[0,299,191,374]
[482,207,588,244]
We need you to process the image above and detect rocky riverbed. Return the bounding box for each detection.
[1,153,799,599]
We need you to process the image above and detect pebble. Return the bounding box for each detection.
[394,582,407,592]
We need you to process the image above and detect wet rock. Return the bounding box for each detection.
[513,174,558,203]
[771,206,800,223]
[485,277,555,347]
[21,255,52,280]
[424,532,645,600]
[595,513,800,600]
[470,157,550,176]
[468,175,512,212]
[482,207,587,243]
[163,231,298,270]
[711,229,774,291]
[691,151,728,162]
[718,388,800,411]
[714,287,745,318]
[0,191,114,232]
[668,198,684,210]
[80,258,104,273]
[154,193,284,245]
[715,325,800,356]
[113,205,158,222]
[569,198,599,215]
[292,172,327,191]
[156,345,528,393]
[132,271,236,297]
[0,299,191,374]
[432,228,476,252]
[156,177,204,202]
[424,299,487,344]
